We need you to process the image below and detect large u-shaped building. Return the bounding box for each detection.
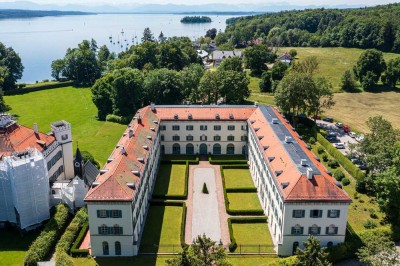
[85,104,351,257]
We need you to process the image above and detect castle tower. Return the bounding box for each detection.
[51,121,74,179]
[74,147,85,178]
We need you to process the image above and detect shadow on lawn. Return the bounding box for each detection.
[138,205,168,254]
[153,164,173,196]
[0,227,41,252]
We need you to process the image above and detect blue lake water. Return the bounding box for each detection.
[0,14,238,83]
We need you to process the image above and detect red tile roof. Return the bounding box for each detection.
[85,105,351,203]
[0,124,56,156]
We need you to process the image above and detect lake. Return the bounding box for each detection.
[0,13,239,83]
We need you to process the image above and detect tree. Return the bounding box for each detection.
[158,31,167,43]
[362,71,377,90]
[198,71,219,104]
[259,71,272,92]
[357,230,398,265]
[217,70,250,104]
[51,59,65,81]
[0,42,24,90]
[142,27,155,42]
[166,234,231,266]
[307,77,335,121]
[341,69,357,91]
[205,28,217,40]
[292,56,319,75]
[289,49,297,58]
[157,42,187,71]
[81,150,100,169]
[243,44,276,76]
[97,45,111,69]
[180,64,205,103]
[354,49,386,84]
[271,61,289,81]
[218,57,243,72]
[143,68,182,104]
[294,235,332,266]
[382,57,400,87]
[128,41,158,70]
[91,75,113,120]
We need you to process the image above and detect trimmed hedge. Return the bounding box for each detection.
[105,114,131,125]
[226,187,257,193]
[6,81,73,95]
[149,200,187,248]
[55,207,88,265]
[24,204,70,266]
[221,165,264,216]
[70,222,89,257]
[227,217,268,252]
[152,161,189,200]
[161,155,199,165]
[208,154,247,165]
[317,133,365,180]
[221,164,249,169]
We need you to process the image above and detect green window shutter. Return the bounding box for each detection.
[119,210,122,218]
[292,210,296,217]
[327,210,331,217]
[318,210,322,218]
[335,227,338,234]
[291,227,295,234]
[308,227,312,234]
[317,227,321,234]
[98,227,101,234]
[302,210,305,217]
[106,210,111,218]
[337,210,340,218]
[326,227,329,234]
[300,227,304,234]
[97,210,100,218]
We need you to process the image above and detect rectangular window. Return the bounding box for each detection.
[227,136,235,141]
[214,125,221,131]
[98,226,109,234]
[172,125,180,131]
[291,227,304,235]
[310,210,323,218]
[308,226,321,235]
[241,125,247,131]
[228,125,235,131]
[326,226,339,235]
[186,125,193,131]
[61,134,68,140]
[186,135,194,141]
[214,136,221,141]
[97,210,107,218]
[241,136,248,141]
[160,135,165,141]
[200,135,207,141]
[292,210,305,218]
[200,125,208,131]
[173,136,180,141]
[327,210,340,218]
[111,210,122,218]
[160,125,166,131]
[112,226,123,235]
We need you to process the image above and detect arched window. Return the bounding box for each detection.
[213,143,221,155]
[326,224,338,235]
[327,241,333,248]
[103,241,109,255]
[172,143,181,155]
[113,224,123,235]
[186,143,194,155]
[242,145,247,155]
[226,143,235,154]
[115,241,121,255]
[292,241,299,255]
[309,224,320,235]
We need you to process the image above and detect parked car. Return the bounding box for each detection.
[355,162,368,170]
[343,125,351,133]
[325,133,337,142]
[311,115,321,120]
[356,134,365,142]
[323,117,333,122]
[334,143,345,149]
[335,122,344,128]
[349,132,357,138]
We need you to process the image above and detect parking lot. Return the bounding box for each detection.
[316,119,358,155]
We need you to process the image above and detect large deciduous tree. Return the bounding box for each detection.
[0,42,24,90]
[143,68,183,104]
[341,69,357,91]
[259,71,272,92]
[218,57,244,72]
[354,49,386,85]
[382,57,400,88]
[180,64,205,103]
[217,70,250,104]
[243,44,276,76]
[357,230,399,265]
[271,61,289,81]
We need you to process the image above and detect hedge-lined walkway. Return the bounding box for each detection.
[185,160,231,248]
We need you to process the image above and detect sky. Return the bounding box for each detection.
[0,0,398,6]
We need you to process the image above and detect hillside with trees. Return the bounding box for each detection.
[219,3,400,52]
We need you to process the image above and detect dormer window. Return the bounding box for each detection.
[188,114,193,120]
[174,114,179,119]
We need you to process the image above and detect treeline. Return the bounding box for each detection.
[0,9,92,19]
[219,3,400,52]
[180,16,212,23]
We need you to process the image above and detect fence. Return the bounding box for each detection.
[139,244,183,254]
[232,244,276,254]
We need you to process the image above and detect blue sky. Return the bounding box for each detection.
[0,0,398,5]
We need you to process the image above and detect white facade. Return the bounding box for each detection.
[50,121,74,180]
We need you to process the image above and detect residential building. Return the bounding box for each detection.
[278,52,293,64]
[211,50,243,67]
[85,105,351,257]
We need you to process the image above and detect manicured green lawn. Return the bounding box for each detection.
[227,255,278,265]
[162,155,197,161]
[227,192,262,211]
[0,229,41,266]
[153,164,186,197]
[140,206,183,253]
[224,169,255,189]
[231,223,275,253]
[210,155,246,160]
[5,87,126,166]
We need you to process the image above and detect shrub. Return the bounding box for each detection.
[342,178,350,186]
[334,170,345,181]
[317,147,325,154]
[289,49,297,58]
[202,183,209,194]
[363,219,377,229]
[105,114,131,124]
[369,208,378,219]
[5,81,73,95]
[308,137,316,144]
[24,204,70,266]
[322,154,329,162]
[353,192,359,199]
[328,159,339,168]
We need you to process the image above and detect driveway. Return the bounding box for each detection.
[316,120,358,155]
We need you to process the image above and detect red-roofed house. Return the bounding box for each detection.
[85,104,351,257]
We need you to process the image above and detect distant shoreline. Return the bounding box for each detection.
[0,9,95,20]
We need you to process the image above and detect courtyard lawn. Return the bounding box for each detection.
[4,86,126,166]
[0,229,41,266]
[140,205,183,253]
[227,192,263,211]
[152,164,187,197]
[73,256,176,266]
[210,155,246,161]
[231,223,275,253]
[224,169,255,189]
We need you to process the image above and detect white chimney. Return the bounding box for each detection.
[33,123,38,134]
[307,168,314,180]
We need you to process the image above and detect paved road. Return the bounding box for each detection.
[316,120,358,155]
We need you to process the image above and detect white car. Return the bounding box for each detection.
[349,132,357,138]
[356,134,365,142]
[334,143,345,149]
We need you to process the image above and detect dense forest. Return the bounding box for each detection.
[0,9,93,19]
[180,16,212,23]
[219,3,400,52]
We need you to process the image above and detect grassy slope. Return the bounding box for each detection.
[5,87,126,165]
[232,223,275,253]
[224,169,255,189]
[227,192,263,211]
[153,164,186,196]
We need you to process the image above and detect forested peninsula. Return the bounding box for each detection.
[0,9,94,19]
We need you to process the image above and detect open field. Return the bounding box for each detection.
[4,87,126,165]
[139,205,183,253]
[231,223,275,253]
[227,192,263,211]
[224,168,255,189]
[153,164,187,196]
